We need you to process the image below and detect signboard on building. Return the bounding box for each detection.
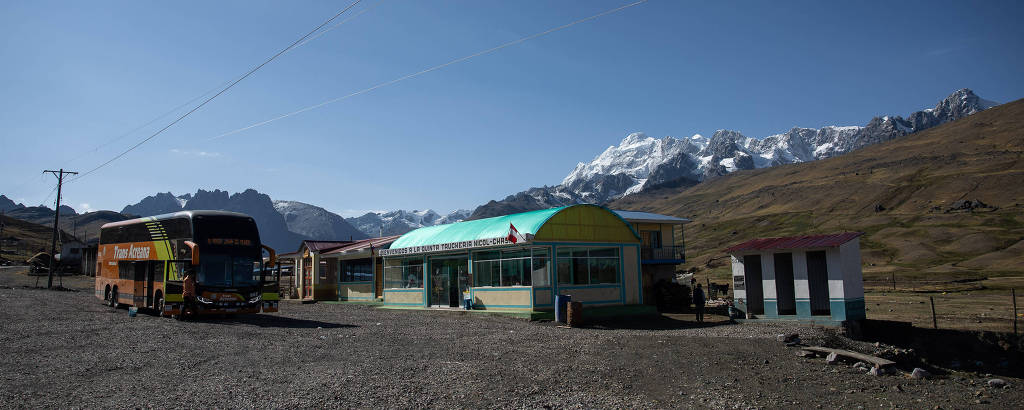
[379,236,524,257]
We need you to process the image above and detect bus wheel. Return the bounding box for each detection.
[103,285,111,304]
[108,287,118,308]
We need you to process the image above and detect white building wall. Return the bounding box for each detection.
[826,247,845,299]
[839,239,864,299]
[731,255,746,300]
[760,251,776,300]
[792,250,809,300]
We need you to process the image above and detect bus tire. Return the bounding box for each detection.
[154,292,165,317]
[104,285,111,304]
[109,286,119,308]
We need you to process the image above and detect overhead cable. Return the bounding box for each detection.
[208,0,649,141]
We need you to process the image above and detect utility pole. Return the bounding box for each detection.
[0,210,5,260]
[44,169,77,289]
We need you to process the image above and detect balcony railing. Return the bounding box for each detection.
[640,246,685,262]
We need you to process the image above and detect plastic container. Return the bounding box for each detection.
[128,307,138,317]
[555,294,571,323]
[463,296,473,310]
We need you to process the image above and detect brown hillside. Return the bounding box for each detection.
[0,214,77,263]
[612,98,1024,285]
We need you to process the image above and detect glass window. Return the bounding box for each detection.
[555,247,620,285]
[531,256,549,287]
[384,258,422,289]
[341,260,373,283]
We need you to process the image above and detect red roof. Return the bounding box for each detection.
[300,240,353,253]
[321,235,402,256]
[725,232,863,253]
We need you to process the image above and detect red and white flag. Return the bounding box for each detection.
[507,223,528,244]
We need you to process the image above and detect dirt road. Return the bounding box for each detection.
[0,270,1019,408]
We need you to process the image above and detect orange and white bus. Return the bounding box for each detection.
[95,210,279,317]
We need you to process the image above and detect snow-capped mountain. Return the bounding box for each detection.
[273,200,368,242]
[469,88,999,219]
[346,209,472,237]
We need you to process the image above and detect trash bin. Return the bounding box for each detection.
[567,301,584,327]
[555,294,571,323]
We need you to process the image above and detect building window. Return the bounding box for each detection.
[556,247,620,285]
[384,258,423,289]
[640,230,662,248]
[341,259,373,282]
[472,248,550,287]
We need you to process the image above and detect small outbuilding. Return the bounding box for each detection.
[726,232,865,325]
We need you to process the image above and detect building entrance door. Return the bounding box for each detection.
[430,257,468,307]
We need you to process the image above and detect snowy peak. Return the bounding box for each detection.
[346,209,472,237]
[469,88,1000,217]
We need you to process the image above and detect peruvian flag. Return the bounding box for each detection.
[507,223,528,244]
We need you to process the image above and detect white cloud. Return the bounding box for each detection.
[79,203,96,213]
[170,148,222,158]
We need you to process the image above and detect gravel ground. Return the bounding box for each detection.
[0,269,1020,409]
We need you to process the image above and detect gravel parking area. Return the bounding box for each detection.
[0,269,1020,408]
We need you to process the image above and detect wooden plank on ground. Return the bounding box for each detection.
[802,346,896,368]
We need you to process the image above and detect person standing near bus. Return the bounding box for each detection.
[182,268,197,318]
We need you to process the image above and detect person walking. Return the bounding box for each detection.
[693,283,706,323]
[181,268,197,319]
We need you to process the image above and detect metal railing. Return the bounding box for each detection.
[640,246,685,261]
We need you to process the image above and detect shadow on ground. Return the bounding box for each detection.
[191,314,357,329]
[581,313,737,331]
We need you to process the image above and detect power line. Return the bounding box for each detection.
[208,0,649,141]
[69,0,365,183]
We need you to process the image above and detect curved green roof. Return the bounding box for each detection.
[388,204,641,252]
[390,206,568,249]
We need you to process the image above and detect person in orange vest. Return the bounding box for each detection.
[182,268,197,318]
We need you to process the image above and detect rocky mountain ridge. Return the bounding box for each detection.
[468,88,998,219]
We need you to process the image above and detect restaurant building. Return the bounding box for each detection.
[380,204,654,311]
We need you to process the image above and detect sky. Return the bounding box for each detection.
[2,0,1023,217]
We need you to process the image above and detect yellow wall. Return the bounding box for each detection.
[622,246,640,304]
[338,282,374,300]
[633,223,676,246]
[535,205,640,243]
[471,287,532,310]
[557,286,620,305]
[384,289,424,305]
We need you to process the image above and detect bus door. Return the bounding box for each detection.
[147,261,163,307]
[132,261,149,307]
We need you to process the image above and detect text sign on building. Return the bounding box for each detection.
[380,236,519,257]
[733,275,745,291]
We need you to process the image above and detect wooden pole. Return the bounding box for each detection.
[930,296,938,329]
[1013,289,1018,336]
[891,272,896,291]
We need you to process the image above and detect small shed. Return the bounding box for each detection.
[726,232,865,325]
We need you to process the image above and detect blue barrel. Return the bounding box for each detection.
[463,296,473,310]
[555,294,571,323]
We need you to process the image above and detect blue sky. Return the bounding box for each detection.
[2,0,1023,216]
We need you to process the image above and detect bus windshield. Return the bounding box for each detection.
[199,254,262,287]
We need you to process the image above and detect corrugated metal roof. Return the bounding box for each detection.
[301,240,353,253]
[725,232,863,253]
[613,210,691,224]
[390,206,568,249]
[322,235,402,256]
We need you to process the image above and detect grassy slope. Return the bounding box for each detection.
[0,214,71,262]
[611,98,1024,292]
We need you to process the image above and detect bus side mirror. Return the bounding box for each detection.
[184,241,200,266]
[262,244,277,266]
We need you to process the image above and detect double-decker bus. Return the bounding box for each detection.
[95,210,279,317]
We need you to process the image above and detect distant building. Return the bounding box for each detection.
[727,232,866,325]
